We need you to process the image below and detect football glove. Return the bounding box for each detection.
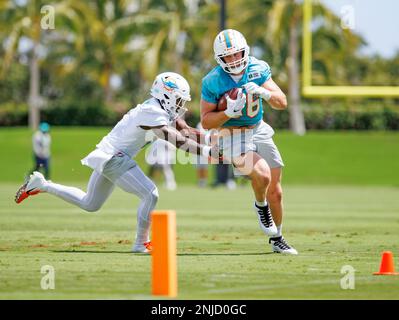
[243,82,271,101]
[224,88,246,118]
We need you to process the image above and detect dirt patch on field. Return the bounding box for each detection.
[79,241,101,246]
[117,240,131,244]
[29,244,49,248]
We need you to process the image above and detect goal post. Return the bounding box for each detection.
[302,0,399,98]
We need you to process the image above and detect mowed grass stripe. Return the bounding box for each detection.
[1,184,399,299]
[1,128,399,185]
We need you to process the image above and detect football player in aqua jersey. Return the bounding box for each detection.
[201,29,297,254]
[15,72,217,254]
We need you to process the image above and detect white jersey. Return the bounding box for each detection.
[97,98,170,158]
[33,131,51,158]
[81,98,171,173]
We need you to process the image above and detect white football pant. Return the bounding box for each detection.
[44,166,158,246]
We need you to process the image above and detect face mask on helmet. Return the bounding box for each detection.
[166,95,189,121]
[220,50,248,74]
[150,72,191,121]
[214,29,250,74]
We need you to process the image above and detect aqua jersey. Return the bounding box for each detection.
[201,56,272,127]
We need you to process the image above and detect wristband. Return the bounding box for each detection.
[260,88,272,101]
[204,132,211,145]
[201,145,211,158]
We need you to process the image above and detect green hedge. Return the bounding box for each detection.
[1,101,398,130]
[42,100,121,126]
[0,100,121,127]
[263,104,399,131]
[302,105,399,130]
[0,102,29,126]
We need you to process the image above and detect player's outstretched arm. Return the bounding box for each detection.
[174,118,209,145]
[140,125,218,158]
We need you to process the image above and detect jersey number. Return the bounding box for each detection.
[246,93,260,118]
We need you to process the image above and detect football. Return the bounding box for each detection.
[216,87,241,111]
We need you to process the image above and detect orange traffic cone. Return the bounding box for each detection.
[373,251,399,275]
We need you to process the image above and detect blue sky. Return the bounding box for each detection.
[322,0,399,58]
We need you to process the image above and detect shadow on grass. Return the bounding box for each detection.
[177,252,273,256]
[51,250,273,256]
[51,250,140,254]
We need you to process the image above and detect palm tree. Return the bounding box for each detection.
[71,0,148,103]
[287,1,305,135]
[228,0,366,135]
[55,0,179,104]
[134,1,207,87]
[102,0,229,112]
[233,0,306,134]
[0,0,87,129]
[202,0,305,134]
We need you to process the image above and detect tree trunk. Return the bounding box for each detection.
[174,31,187,74]
[104,62,113,103]
[288,9,306,135]
[105,80,113,103]
[28,41,40,130]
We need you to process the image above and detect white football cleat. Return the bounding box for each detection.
[132,241,152,254]
[15,171,47,204]
[165,181,177,191]
[254,203,278,236]
[269,236,298,255]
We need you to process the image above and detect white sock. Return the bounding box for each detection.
[276,225,282,237]
[255,200,267,207]
[163,165,176,187]
[135,223,150,244]
[40,182,49,192]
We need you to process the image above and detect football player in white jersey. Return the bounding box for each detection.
[15,72,216,253]
[201,29,297,254]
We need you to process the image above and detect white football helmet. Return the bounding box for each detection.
[150,72,191,121]
[213,29,250,74]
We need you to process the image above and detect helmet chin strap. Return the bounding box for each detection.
[156,98,183,121]
[156,98,166,111]
[226,64,246,74]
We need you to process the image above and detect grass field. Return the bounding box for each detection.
[1,128,398,299]
[1,128,399,185]
[1,184,399,299]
